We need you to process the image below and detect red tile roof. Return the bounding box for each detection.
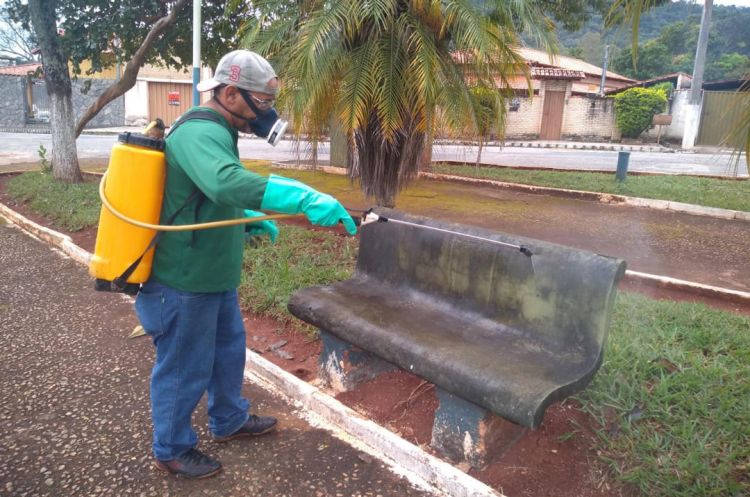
[0,62,42,76]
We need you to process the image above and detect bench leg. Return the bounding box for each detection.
[431,388,528,469]
[318,330,396,393]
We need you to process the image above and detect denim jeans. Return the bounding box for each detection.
[135,281,250,461]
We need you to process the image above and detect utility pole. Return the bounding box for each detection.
[192,0,201,106]
[599,45,610,96]
[690,0,712,105]
[682,0,713,149]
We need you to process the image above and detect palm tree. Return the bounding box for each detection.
[239,0,554,206]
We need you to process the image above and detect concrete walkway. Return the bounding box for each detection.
[0,221,434,497]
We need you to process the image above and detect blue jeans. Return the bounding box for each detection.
[135,281,250,461]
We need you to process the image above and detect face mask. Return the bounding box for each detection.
[240,90,288,146]
[247,108,288,146]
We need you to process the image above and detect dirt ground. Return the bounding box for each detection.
[1,171,746,497]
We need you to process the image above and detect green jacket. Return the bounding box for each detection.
[150,107,267,292]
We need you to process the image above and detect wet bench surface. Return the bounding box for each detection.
[289,209,625,462]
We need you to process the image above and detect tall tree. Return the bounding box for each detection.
[27,0,81,183]
[240,0,554,206]
[8,0,253,182]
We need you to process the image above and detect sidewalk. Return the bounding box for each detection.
[0,221,434,497]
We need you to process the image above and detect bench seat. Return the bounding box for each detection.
[288,209,626,430]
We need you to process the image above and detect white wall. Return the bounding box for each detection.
[124,80,149,126]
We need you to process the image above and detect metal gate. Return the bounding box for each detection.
[147,81,193,126]
[539,90,565,140]
[26,77,51,124]
[696,91,750,146]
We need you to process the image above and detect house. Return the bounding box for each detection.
[499,47,636,141]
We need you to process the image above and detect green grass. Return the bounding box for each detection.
[238,225,358,332]
[431,163,750,212]
[578,292,750,496]
[5,172,101,231]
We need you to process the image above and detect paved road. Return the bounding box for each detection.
[0,221,433,497]
[1,132,747,177]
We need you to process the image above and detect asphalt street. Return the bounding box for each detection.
[1,132,747,177]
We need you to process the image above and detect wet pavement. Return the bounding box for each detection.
[0,222,433,497]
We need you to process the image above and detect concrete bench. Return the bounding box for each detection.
[288,209,626,467]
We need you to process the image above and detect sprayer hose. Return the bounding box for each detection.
[98,171,301,232]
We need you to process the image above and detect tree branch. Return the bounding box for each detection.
[74,0,189,137]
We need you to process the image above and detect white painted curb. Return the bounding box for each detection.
[243,350,504,497]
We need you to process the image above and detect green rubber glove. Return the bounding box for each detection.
[243,209,279,243]
[260,175,357,235]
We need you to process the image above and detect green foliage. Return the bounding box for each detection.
[5,0,252,75]
[578,292,750,497]
[614,87,667,138]
[5,172,100,231]
[430,163,750,212]
[650,81,673,99]
[37,144,51,174]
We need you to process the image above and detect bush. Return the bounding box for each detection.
[614,87,668,138]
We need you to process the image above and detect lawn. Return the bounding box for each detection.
[430,163,750,212]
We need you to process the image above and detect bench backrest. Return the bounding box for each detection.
[357,209,626,357]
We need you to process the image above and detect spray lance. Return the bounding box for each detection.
[356,208,533,257]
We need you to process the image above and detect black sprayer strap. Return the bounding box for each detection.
[111,189,202,291]
[109,110,229,291]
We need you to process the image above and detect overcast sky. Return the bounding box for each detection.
[707,0,750,5]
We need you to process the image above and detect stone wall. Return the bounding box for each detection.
[0,75,124,130]
[0,76,28,127]
[71,78,124,128]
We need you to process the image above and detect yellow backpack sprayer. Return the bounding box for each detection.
[89,111,297,295]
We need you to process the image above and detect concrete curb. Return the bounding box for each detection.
[243,349,503,497]
[420,172,750,223]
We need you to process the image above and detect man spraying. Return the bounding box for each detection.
[135,49,356,479]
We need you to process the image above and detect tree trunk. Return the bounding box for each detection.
[28,0,82,183]
[475,140,484,172]
[50,92,82,182]
[74,0,189,137]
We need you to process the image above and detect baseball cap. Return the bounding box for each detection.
[196,50,278,95]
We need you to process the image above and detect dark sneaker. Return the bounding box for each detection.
[154,448,222,479]
[213,414,278,442]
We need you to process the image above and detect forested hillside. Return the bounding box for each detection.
[554,1,750,81]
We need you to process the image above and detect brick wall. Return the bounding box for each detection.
[504,94,542,139]
[561,95,618,142]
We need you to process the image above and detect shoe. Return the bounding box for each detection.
[213,414,278,442]
[154,448,222,479]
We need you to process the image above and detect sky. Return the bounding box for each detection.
[707,0,750,5]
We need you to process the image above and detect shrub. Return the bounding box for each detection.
[613,87,668,138]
